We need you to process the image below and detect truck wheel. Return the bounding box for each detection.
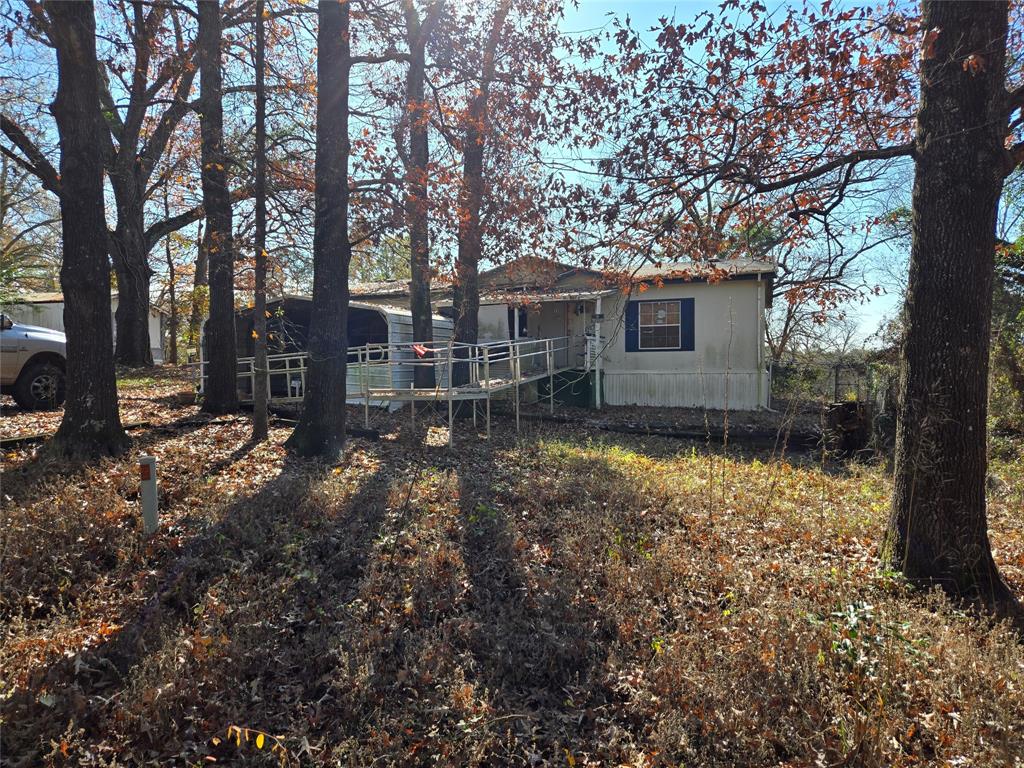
[12,361,66,410]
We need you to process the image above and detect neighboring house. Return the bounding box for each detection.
[3,291,166,364]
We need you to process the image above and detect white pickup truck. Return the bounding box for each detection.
[0,314,67,410]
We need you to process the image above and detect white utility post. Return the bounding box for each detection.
[513,342,521,433]
[139,455,158,535]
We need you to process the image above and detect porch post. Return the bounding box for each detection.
[448,346,454,448]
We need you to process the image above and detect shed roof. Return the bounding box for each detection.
[349,280,411,297]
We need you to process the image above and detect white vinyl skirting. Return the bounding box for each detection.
[602,370,768,410]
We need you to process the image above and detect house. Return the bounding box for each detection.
[224,256,775,416]
[2,291,166,364]
[456,256,776,410]
[322,256,775,411]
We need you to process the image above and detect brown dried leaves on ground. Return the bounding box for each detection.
[2,371,1023,767]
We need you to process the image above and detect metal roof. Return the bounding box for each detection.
[437,288,616,308]
[628,258,776,280]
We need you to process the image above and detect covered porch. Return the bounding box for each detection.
[449,288,613,404]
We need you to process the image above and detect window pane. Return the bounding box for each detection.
[639,304,655,324]
[640,325,680,349]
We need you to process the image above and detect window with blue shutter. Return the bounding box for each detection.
[625,298,694,352]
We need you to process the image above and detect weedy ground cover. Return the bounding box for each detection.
[2,371,1022,766]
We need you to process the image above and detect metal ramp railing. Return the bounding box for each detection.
[201,335,591,445]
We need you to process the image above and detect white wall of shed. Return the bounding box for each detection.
[345,310,454,410]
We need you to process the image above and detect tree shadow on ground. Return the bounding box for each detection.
[1,450,395,765]
[453,437,618,761]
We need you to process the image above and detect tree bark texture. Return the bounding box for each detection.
[109,194,154,367]
[404,0,439,388]
[163,184,179,365]
[452,1,510,385]
[252,0,269,440]
[284,0,351,459]
[453,0,510,349]
[198,0,238,414]
[887,0,1021,621]
[188,218,206,353]
[46,0,128,457]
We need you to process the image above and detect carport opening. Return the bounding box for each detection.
[235,299,390,358]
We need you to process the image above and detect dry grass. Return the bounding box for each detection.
[2,379,1023,766]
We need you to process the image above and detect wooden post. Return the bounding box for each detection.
[594,296,603,409]
[484,346,491,439]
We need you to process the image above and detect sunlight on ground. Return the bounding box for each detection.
[2,380,1022,766]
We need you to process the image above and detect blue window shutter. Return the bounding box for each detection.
[680,298,695,351]
[625,300,639,352]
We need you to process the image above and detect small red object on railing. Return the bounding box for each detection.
[412,343,428,358]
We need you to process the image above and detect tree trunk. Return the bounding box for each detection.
[452,1,510,384]
[163,184,179,365]
[405,1,437,388]
[252,0,269,440]
[198,0,238,414]
[452,105,484,348]
[46,0,128,458]
[284,0,350,459]
[887,0,1021,622]
[188,218,206,354]
[108,176,155,367]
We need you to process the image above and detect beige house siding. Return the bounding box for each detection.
[600,279,768,410]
